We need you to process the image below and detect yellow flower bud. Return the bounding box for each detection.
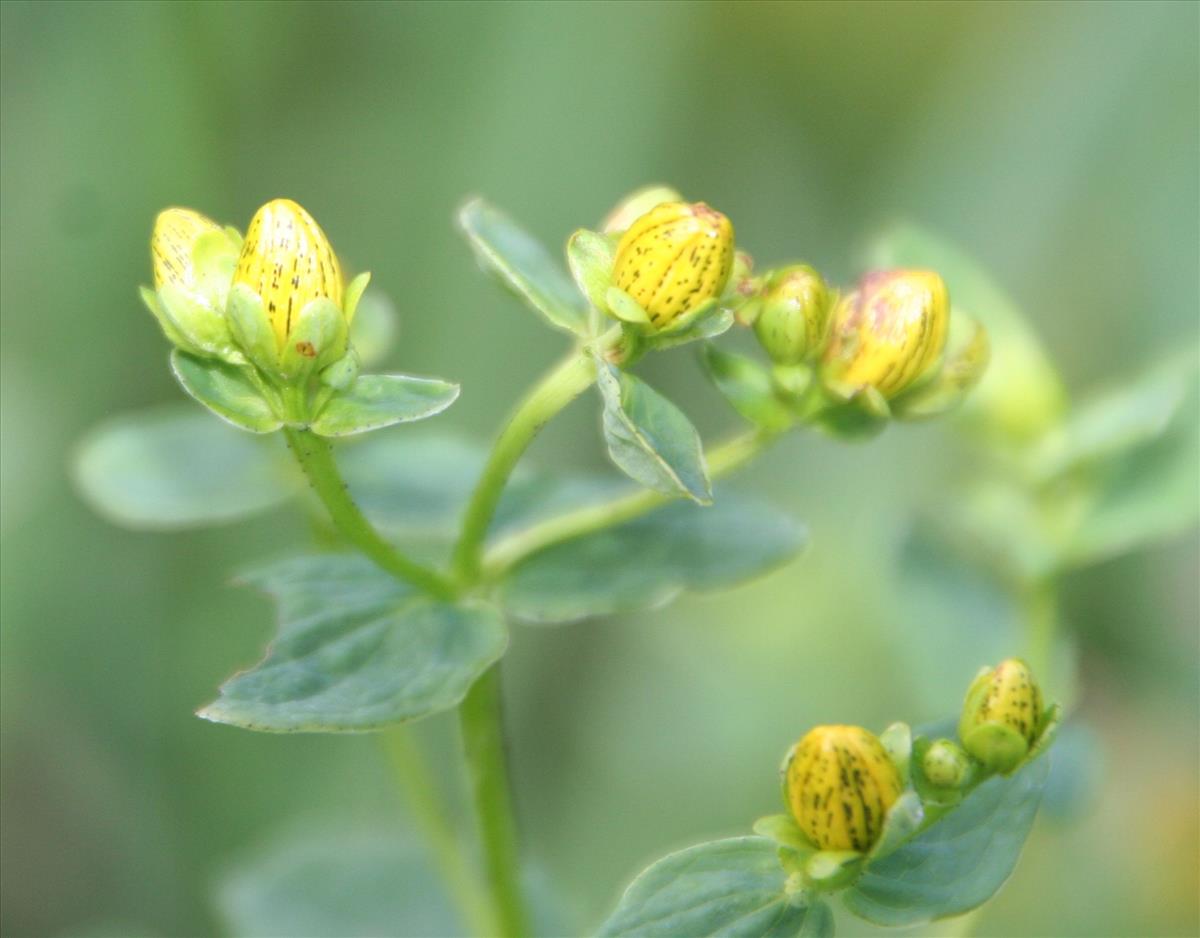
[234,198,343,347]
[753,265,831,365]
[822,269,949,399]
[958,658,1043,773]
[611,201,734,330]
[151,207,224,308]
[784,725,903,852]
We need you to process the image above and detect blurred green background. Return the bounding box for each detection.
[2,1,1197,936]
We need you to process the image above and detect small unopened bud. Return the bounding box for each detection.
[922,739,970,788]
[601,184,684,234]
[783,725,903,852]
[958,658,1043,773]
[234,199,344,348]
[753,265,830,365]
[611,201,734,331]
[822,269,948,399]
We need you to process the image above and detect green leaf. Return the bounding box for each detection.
[843,754,1049,927]
[867,223,1067,441]
[598,837,829,938]
[596,361,711,504]
[499,491,806,623]
[1030,355,1196,480]
[198,554,507,732]
[310,374,460,437]
[170,349,282,433]
[458,198,589,336]
[215,829,462,938]
[701,344,794,431]
[349,288,398,369]
[73,405,296,529]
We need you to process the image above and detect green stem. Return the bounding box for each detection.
[481,428,778,580]
[284,426,456,599]
[458,665,529,938]
[451,350,598,584]
[379,728,495,937]
[1023,577,1059,684]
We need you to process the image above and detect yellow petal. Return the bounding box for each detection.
[152,207,222,304]
[234,199,343,347]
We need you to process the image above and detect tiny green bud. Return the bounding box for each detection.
[611,201,735,331]
[822,269,949,399]
[783,725,903,852]
[601,184,684,234]
[753,265,831,365]
[958,658,1044,773]
[922,738,970,788]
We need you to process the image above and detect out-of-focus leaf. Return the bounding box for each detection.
[170,350,282,433]
[215,829,462,938]
[567,228,616,316]
[1040,719,1104,823]
[843,754,1050,926]
[349,289,398,369]
[598,837,831,938]
[701,343,794,431]
[457,198,589,336]
[499,491,806,624]
[310,374,460,437]
[868,223,1067,442]
[73,405,296,529]
[597,361,711,504]
[198,554,507,732]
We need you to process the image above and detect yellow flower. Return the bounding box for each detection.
[151,207,224,308]
[611,201,734,330]
[822,269,949,398]
[784,725,902,851]
[958,658,1043,773]
[234,198,343,347]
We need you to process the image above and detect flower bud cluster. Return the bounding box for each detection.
[144,199,368,424]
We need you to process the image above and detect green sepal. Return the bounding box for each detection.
[308,374,460,437]
[814,385,891,439]
[701,343,794,431]
[604,285,651,325]
[867,790,926,861]
[191,228,239,311]
[157,281,243,363]
[343,271,371,325]
[1028,702,1062,762]
[139,285,195,353]
[170,350,282,434]
[279,298,347,381]
[752,814,817,855]
[961,722,1029,775]
[879,721,913,785]
[226,283,279,374]
[319,349,360,391]
[650,305,735,351]
[804,850,863,890]
[566,228,615,316]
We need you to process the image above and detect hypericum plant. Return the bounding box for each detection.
[78,185,1158,938]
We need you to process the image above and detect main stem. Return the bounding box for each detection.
[458,666,529,938]
[451,350,597,584]
[284,427,456,599]
[380,728,495,937]
[1023,577,1059,685]
[481,428,778,580]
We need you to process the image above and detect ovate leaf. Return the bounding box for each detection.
[171,349,282,433]
[701,343,794,431]
[843,755,1050,926]
[310,374,460,437]
[598,837,831,938]
[198,554,507,732]
[597,361,711,504]
[458,198,589,336]
[499,492,806,623]
[73,405,296,529]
